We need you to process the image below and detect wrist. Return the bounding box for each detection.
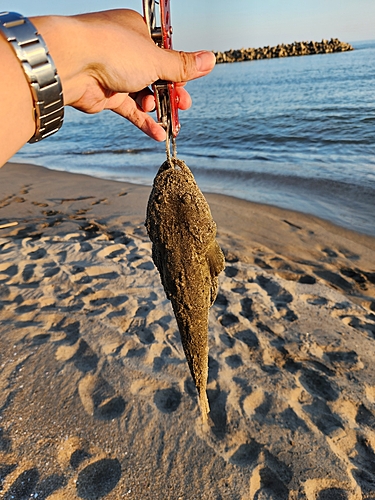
[0,12,66,142]
[30,15,90,107]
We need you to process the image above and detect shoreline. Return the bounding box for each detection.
[1,161,375,498]
[7,160,375,240]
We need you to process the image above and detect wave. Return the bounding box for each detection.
[178,150,272,162]
[193,167,375,237]
[75,148,154,156]
[193,165,375,195]
[179,122,374,149]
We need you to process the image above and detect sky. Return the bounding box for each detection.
[4,0,375,51]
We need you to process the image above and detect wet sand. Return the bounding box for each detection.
[1,161,375,499]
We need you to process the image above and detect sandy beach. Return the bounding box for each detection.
[1,161,375,499]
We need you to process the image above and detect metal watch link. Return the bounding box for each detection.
[0,11,64,143]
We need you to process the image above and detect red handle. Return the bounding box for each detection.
[143,0,180,138]
[158,0,180,138]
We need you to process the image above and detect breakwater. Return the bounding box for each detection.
[214,38,353,63]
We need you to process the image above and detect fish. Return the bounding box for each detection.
[145,158,225,422]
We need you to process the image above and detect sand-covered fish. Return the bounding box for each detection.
[145,158,225,421]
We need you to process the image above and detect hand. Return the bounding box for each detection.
[33,10,216,141]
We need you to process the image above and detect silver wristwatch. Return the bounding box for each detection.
[0,11,64,143]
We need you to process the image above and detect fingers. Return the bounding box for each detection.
[157,50,216,83]
[141,93,156,112]
[131,84,192,113]
[105,87,191,142]
[175,85,192,110]
[111,94,166,141]
[130,87,155,112]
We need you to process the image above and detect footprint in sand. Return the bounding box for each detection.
[57,436,89,468]
[256,275,298,322]
[76,458,122,499]
[249,465,290,500]
[0,428,11,453]
[0,195,13,208]
[20,184,31,194]
[316,489,349,500]
[79,241,93,252]
[350,434,375,472]
[321,245,359,262]
[0,463,17,489]
[15,301,38,315]
[325,350,363,371]
[302,294,329,306]
[224,266,239,278]
[70,448,92,469]
[355,404,375,430]
[298,274,317,284]
[53,319,81,345]
[231,440,261,467]
[341,315,375,338]
[207,386,228,440]
[321,246,339,258]
[220,312,239,328]
[299,367,339,402]
[72,339,99,372]
[349,433,375,496]
[0,262,18,281]
[3,468,40,499]
[242,388,269,419]
[219,331,235,348]
[78,373,126,420]
[225,354,243,368]
[90,197,108,206]
[27,247,47,260]
[97,243,126,260]
[234,329,260,350]
[303,398,344,437]
[55,437,122,499]
[2,467,66,500]
[240,297,254,321]
[340,267,367,286]
[42,209,61,217]
[22,263,36,282]
[214,292,229,309]
[153,387,182,414]
[32,200,49,207]
[229,441,292,499]
[315,269,353,293]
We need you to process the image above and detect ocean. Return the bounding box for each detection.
[14,40,375,236]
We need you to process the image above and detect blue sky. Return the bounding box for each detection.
[5,0,375,51]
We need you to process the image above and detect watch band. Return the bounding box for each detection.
[0,11,64,143]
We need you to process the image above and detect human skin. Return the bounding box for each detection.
[0,9,216,166]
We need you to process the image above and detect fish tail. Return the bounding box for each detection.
[199,390,210,423]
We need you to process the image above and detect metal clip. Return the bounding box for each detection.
[143,0,180,161]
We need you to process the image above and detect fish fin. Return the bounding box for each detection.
[199,390,210,423]
[207,240,226,278]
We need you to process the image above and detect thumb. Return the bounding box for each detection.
[158,50,216,83]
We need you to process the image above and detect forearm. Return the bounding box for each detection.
[0,9,215,167]
[0,10,167,166]
[0,34,35,164]
[0,14,83,166]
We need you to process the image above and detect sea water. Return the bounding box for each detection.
[14,41,375,236]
